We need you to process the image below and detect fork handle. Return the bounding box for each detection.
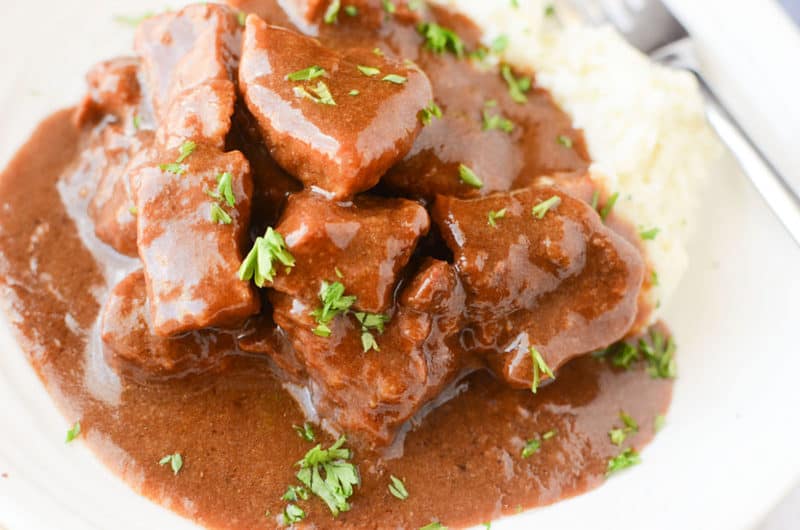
[699,78,800,245]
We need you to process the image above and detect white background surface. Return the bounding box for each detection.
[1,1,799,529]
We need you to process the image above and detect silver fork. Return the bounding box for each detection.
[568,0,800,245]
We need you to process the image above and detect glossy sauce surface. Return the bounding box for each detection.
[0,2,673,528]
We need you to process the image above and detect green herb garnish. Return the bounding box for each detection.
[491,35,509,53]
[609,411,638,446]
[458,164,483,189]
[487,208,507,228]
[521,438,541,458]
[312,282,357,337]
[293,81,336,106]
[176,140,196,163]
[354,312,389,352]
[345,5,358,16]
[531,196,561,219]
[159,453,183,475]
[529,346,554,393]
[557,134,573,148]
[654,415,666,432]
[65,421,81,443]
[591,189,600,210]
[324,0,340,23]
[382,74,407,84]
[282,485,309,502]
[600,192,619,221]
[381,0,396,14]
[501,64,531,104]
[482,108,514,133]
[237,11,247,26]
[238,227,296,287]
[206,171,235,206]
[606,448,640,476]
[287,65,327,81]
[348,89,360,96]
[357,65,381,77]
[388,475,409,500]
[210,203,232,225]
[417,22,465,57]
[639,330,676,379]
[293,422,316,442]
[282,503,306,525]
[639,227,660,240]
[420,101,442,125]
[295,436,360,516]
[419,523,447,530]
[132,114,141,130]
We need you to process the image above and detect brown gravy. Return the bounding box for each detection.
[0,3,674,529]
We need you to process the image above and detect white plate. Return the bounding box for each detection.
[1,1,799,529]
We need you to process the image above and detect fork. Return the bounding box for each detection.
[568,0,800,245]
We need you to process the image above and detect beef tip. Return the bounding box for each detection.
[101,270,235,378]
[279,0,421,29]
[134,4,242,122]
[239,16,433,199]
[268,258,465,447]
[87,127,155,256]
[270,190,429,313]
[74,57,142,127]
[431,186,644,389]
[238,313,308,380]
[157,79,236,150]
[134,144,260,336]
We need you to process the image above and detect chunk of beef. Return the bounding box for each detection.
[134,145,260,336]
[270,190,429,313]
[134,4,241,122]
[101,270,235,377]
[278,0,421,29]
[157,79,236,150]
[86,126,155,256]
[431,186,644,388]
[268,258,465,447]
[239,16,433,199]
[75,57,142,127]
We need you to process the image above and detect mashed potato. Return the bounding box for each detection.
[434,0,720,316]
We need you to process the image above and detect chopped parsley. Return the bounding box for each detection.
[357,65,381,77]
[654,414,666,432]
[606,448,640,476]
[651,270,660,286]
[591,189,600,210]
[237,11,247,26]
[354,312,389,352]
[521,438,541,458]
[542,429,557,440]
[556,134,573,148]
[482,105,514,133]
[417,22,465,58]
[324,0,340,24]
[293,81,336,106]
[381,0,396,15]
[639,330,676,379]
[382,74,407,84]
[501,64,531,104]
[282,485,309,502]
[295,436,360,516]
[65,421,81,443]
[128,205,138,216]
[348,89,360,96]
[345,5,358,16]
[373,47,385,57]
[408,0,424,10]
[458,164,483,189]
[159,453,183,475]
[287,65,327,81]
[420,101,442,125]
[529,346,554,393]
[639,227,660,240]
[531,195,561,219]
[160,140,197,174]
[609,411,639,446]
[312,281,357,337]
[210,203,232,225]
[207,172,236,207]
[487,208,507,228]
[238,227,296,287]
[132,114,141,130]
[293,422,316,442]
[491,34,509,53]
[545,4,556,17]
[282,503,306,525]
[388,475,409,500]
[419,523,447,530]
[600,192,619,221]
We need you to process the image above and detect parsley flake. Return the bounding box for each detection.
[132,114,141,130]
[237,11,247,26]
[542,429,557,440]
[357,65,380,77]
[282,485,309,502]
[529,346,554,393]
[600,192,619,221]
[295,435,360,516]
[159,453,183,475]
[238,227,296,287]
[606,448,640,476]
[345,5,358,16]
[324,0,340,24]
[287,65,327,81]
[65,421,81,443]
[521,438,541,458]
[487,208,507,228]
[282,503,306,525]
[348,89,360,96]
[382,74,407,84]
[491,35,509,53]
[210,203,232,225]
[639,227,660,240]
[293,81,336,106]
[556,135,573,148]
[312,282,357,337]
[420,101,442,125]
[381,0,396,14]
[176,140,197,163]
[207,172,236,206]
[654,414,666,432]
[388,475,409,500]
[639,330,676,379]
[609,411,639,446]
[293,422,316,442]
[419,523,447,530]
[501,64,531,104]
[482,107,514,133]
[354,312,389,352]
[417,22,465,57]
[458,164,483,188]
[531,195,561,219]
